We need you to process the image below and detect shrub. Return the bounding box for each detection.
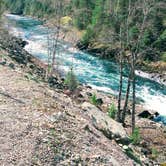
[151,147,158,159]
[81,26,95,45]
[108,103,117,119]
[90,93,98,106]
[130,127,141,145]
[161,52,166,62]
[64,68,78,91]
[125,148,142,165]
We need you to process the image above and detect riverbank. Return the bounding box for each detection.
[1,24,166,165]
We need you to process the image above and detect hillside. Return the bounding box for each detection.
[0,33,136,166]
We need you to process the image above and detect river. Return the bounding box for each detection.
[5,14,166,119]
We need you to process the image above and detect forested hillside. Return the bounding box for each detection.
[1,0,166,62]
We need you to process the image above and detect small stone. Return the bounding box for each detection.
[0,61,6,65]
[138,110,152,119]
[141,148,151,155]
[8,63,15,69]
[123,145,129,150]
[85,85,92,89]
[42,138,49,143]
[96,98,103,105]
[119,144,123,147]
[78,93,84,98]
[86,92,92,96]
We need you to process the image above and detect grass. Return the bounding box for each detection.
[125,148,142,165]
[151,147,159,160]
[130,127,141,145]
[90,93,98,106]
[108,103,117,119]
[25,73,40,83]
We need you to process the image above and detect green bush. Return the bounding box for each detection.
[90,93,98,106]
[64,68,78,91]
[130,127,141,145]
[81,26,95,45]
[108,103,117,119]
[125,148,142,165]
[161,52,166,62]
[151,147,158,159]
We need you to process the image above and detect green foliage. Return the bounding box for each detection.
[4,0,61,18]
[64,68,78,91]
[90,93,98,106]
[129,26,139,41]
[142,30,155,46]
[72,0,94,30]
[4,0,25,15]
[125,148,142,165]
[91,0,103,26]
[0,0,5,16]
[3,0,166,62]
[161,52,166,62]
[82,26,95,45]
[151,147,159,159]
[74,11,91,30]
[130,127,141,145]
[108,103,117,119]
[155,30,166,52]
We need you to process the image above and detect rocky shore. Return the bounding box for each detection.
[0,26,166,165]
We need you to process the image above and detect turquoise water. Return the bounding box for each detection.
[5,14,166,117]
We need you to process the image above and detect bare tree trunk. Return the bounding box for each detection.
[116,26,124,122]
[51,26,60,74]
[46,28,52,80]
[131,53,136,133]
[117,52,123,122]
[50,1,63,75]
[121,69,131,126]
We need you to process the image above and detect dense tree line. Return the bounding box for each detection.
[1,0,166,62]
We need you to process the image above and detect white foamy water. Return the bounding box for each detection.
[25,40,48,56]
[137,86,166,115]
[136,70,166,86]
[88,84,117,95]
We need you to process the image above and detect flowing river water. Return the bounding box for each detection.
[5,14,166,120]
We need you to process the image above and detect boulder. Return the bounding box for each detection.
[85,85,92,89]
[8,63,15,69]
[82,102,129,143]
[96,98,103,106]
[48,76,64,89]
[138,110,152,119]
[86,92,93,97]
[138,110,160,120]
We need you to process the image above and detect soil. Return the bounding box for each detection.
[0,50,135,165]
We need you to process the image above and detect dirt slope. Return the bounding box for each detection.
[0,50,136,165]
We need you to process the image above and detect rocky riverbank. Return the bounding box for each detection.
[0,26,166,165]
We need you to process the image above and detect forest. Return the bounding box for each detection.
[1,0,166,62]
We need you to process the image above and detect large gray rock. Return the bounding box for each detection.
[82,102,129,143]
